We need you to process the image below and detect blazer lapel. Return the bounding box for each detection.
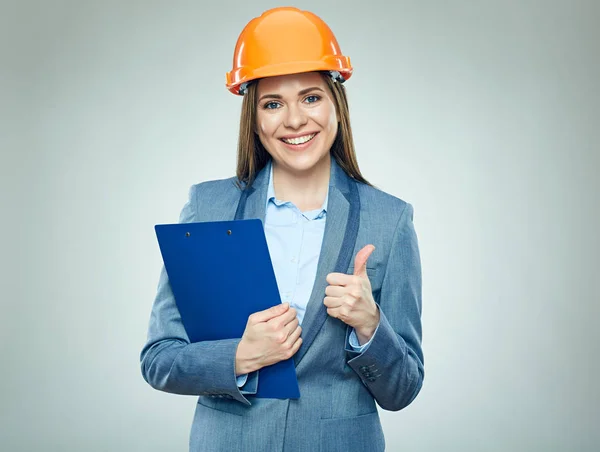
[294,157,359,365]
[234,160,271,223]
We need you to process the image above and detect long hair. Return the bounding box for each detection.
[235,72,371,189]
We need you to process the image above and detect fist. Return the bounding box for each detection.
[324,245,380,344]
[235,303,302,375]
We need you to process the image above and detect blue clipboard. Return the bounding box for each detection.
[154,218,300,399]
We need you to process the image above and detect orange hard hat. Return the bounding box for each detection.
[225,7,353,95]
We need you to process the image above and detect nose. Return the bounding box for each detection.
[283,103,308,130]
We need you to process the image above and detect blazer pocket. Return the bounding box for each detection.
[197,395,248,417]
[346,266,378,279]
[319,412,385,452]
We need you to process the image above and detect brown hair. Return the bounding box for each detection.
[235,73,371,189]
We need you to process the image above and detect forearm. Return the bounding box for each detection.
[142,338,235,393]
[346,309,423,411]
[141,337,252,404]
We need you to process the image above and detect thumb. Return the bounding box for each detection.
[353,245,375,278]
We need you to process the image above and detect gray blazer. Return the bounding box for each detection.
[140,157,424,451]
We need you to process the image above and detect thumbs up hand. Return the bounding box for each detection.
[324,245,380,345]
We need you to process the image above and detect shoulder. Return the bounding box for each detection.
[188,176,241,202]
[192,175,241,193]
[181,176,243,222]
[357,182,414,225]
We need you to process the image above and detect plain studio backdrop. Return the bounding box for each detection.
[1,0,598,451]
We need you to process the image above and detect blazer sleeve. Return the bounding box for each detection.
[345,202,424,411]
[139,184,256,405]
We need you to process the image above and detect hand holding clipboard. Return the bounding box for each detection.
[235,302,302,375]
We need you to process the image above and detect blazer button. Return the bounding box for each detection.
[368,377,376,382]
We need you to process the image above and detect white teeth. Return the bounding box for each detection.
[282,133,316,145]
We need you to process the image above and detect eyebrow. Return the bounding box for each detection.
[258,86,325,103]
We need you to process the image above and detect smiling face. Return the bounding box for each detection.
[255,72,339,178]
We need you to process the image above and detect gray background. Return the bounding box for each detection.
[1,0,598,451]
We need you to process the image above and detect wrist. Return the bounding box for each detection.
[235,359,253,376]
[235,340,255,375]
[355,306,380,345]
[355,328,375,346]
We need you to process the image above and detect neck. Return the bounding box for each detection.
[272,154,331,212]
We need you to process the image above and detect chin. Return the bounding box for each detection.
[281,153,329,173]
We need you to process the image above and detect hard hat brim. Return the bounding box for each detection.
[226,57,353,95]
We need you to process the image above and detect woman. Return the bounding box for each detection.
[141,7,423,451]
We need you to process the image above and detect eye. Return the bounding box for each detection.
[263,101,281,110]
[304,95,321,104]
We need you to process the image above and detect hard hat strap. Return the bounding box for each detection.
[329,71,346,84]
[239,82,251,95]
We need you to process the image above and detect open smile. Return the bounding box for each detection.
[280,132,318,145]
